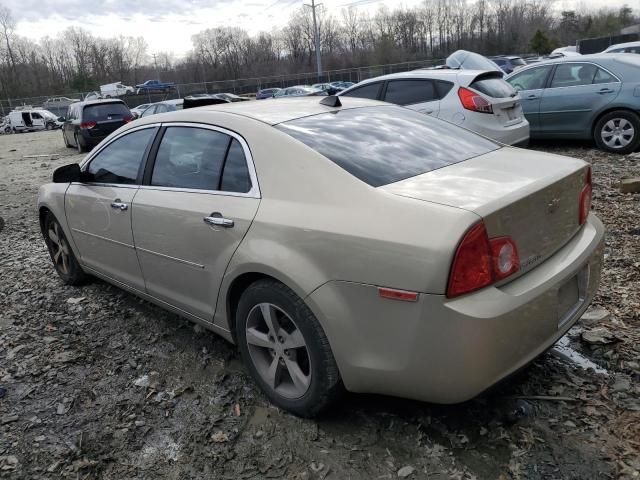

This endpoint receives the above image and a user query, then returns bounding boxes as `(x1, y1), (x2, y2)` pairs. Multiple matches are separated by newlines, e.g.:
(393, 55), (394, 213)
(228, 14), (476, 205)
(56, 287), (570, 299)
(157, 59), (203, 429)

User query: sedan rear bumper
(306, 214), (604, 403)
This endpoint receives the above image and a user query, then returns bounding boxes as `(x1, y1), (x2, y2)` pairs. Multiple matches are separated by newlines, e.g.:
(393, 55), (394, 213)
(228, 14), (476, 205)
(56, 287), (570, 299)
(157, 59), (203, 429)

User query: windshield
(276, 106), (499, 187)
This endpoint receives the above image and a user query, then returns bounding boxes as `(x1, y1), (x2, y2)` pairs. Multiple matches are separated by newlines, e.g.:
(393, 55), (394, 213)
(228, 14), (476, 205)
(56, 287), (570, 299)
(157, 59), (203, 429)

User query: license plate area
(557, 267), (588, 328)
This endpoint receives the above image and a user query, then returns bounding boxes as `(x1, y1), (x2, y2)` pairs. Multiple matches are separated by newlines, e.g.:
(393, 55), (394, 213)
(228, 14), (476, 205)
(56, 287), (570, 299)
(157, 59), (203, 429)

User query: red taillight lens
(447, 222), (494, 298)
(579, 167), (592, 225)
(457, 87), (493, 114)
(80, 121), (96, 129)
(124, 115), (133, 123)
(447, 222), (520, 298)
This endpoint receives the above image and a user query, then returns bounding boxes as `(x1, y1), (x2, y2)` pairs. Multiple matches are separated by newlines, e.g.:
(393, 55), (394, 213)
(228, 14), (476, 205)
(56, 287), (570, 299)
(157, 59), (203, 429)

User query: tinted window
(221, 139), (251, 193)
(87, 128), (155, 184)
(470, 76), (516, 98)
(435, 80), (454, 98)
(83, 103), (130, 121)
(550, 63), (597, 88)
(628, 47), (640, 53)
(151, 127), (230, 190)
(493, 59), (506, 65)
(384, 80), (437, 105)
(277, 106), (498, 187)
(341, 82), (382, 100)
(507, 65), (553, 90)
(593, 68), (618, 84)
(510, 58), (526, 66)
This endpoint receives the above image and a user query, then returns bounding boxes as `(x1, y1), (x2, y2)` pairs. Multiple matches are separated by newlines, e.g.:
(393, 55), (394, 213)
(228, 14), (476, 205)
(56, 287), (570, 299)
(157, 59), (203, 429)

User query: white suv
(339, 65), (530, 146)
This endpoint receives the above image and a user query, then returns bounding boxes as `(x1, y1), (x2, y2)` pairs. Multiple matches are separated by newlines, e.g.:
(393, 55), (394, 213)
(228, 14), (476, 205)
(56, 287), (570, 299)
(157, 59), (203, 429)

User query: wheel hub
(245, 302), (312, 399)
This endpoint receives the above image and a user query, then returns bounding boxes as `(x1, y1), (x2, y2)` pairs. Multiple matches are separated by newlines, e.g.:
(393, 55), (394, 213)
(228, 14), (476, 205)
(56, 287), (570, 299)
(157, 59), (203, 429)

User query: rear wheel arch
(39, 206), (52, 237)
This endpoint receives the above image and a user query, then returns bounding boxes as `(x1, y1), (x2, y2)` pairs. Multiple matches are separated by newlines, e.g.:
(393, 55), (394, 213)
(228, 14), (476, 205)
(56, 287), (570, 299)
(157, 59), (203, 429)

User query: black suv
(62, 99), (133, 153)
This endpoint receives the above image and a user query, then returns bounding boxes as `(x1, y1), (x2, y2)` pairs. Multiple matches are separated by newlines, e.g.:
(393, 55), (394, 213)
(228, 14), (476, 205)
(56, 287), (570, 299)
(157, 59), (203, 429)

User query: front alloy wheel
(43, 213), (87, 285)
(236, 279), (343, 417)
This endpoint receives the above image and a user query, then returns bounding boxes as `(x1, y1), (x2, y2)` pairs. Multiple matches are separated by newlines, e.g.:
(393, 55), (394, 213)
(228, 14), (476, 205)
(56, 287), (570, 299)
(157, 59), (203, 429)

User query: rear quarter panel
(209, 118), (479, 332)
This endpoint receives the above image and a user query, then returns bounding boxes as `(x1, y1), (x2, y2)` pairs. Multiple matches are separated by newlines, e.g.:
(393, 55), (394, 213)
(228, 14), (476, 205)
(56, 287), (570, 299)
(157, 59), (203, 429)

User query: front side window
(141, 105), (156, 117)
(277, 106), (498, 187)
(549, 63), (598, 88)
(87, 128), (156, 184)
(507, 65), (553, 91)
(340, 82), (382, 100)
(384, 80), (437, 105)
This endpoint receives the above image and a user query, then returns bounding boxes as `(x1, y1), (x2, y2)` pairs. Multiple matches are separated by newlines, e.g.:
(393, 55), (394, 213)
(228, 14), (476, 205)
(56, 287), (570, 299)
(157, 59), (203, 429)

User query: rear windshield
(83, 103), (130, 121)
(276, 106), (498, 187)
(470, 77), (516, 98)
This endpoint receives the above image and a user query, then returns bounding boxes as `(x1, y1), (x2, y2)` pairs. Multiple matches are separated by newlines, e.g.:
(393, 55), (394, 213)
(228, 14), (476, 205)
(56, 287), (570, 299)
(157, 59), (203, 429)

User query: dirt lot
(0, 130), (638, 480)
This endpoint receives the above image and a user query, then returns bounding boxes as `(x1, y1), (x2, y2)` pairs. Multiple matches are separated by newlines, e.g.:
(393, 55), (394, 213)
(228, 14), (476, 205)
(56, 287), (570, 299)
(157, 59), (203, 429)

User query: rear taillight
(447, 221), (520, 298)
(124, 115), (133, 123)
(579, 166), (592, 225)
(80, 121), (96, 129)
(457, 87), (493, 114)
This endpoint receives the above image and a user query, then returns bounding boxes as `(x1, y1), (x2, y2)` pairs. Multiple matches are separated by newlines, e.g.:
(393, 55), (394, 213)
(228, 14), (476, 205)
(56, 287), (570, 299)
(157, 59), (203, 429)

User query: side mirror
(58, 117), (65, 122)
(53, 163), (82, 183)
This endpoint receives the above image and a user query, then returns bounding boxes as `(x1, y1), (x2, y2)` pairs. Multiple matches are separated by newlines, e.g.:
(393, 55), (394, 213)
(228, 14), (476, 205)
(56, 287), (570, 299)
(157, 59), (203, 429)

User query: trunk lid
(381, 147), (590, 277)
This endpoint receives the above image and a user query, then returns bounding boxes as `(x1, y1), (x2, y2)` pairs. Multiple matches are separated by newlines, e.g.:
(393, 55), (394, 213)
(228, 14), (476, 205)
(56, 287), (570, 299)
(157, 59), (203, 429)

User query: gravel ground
(0, 130), (638, 479)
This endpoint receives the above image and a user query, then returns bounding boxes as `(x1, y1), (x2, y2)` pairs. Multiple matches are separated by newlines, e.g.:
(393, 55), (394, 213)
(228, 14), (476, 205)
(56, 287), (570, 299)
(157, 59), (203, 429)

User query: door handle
(526, 94), (538, 100)
(597, 88), (614, 94)
(110, 200), (128, 211)
(204, 214), (234, 228)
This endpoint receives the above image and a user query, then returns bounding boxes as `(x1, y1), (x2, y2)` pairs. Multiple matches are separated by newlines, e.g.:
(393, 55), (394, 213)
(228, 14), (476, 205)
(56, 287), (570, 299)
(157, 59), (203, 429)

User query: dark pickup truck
(135, 80), (176, 94)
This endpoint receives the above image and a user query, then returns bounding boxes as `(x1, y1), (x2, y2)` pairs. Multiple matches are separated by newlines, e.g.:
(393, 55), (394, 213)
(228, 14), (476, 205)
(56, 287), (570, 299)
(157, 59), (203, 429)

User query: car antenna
(320, 96), (341, 107)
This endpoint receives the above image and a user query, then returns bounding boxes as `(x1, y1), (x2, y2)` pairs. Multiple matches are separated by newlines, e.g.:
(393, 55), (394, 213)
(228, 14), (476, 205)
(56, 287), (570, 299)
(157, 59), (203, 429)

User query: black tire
(236, 279), (343, 417)
(43, 212), (88, 286)
(46, 122), (53, 130)
(594, 110), (640, 154)
(63, 131), (72, 148)
(75, 134), (86, 153)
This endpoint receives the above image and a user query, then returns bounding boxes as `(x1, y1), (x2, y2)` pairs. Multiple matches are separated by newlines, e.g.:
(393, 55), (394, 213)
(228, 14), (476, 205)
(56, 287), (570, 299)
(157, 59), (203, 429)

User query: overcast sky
(6, 0), (616, 56)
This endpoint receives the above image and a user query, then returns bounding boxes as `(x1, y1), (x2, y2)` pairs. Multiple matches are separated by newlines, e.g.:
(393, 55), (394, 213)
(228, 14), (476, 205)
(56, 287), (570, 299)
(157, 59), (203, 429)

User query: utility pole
(304, 0), (322, 81)
(152, 53), (159, 79)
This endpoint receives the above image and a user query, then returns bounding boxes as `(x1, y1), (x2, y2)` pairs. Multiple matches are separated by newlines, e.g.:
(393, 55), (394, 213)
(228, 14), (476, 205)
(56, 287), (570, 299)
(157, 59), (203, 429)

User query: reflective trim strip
(136, 247), (205, 269)
(71, 228), (134, 249)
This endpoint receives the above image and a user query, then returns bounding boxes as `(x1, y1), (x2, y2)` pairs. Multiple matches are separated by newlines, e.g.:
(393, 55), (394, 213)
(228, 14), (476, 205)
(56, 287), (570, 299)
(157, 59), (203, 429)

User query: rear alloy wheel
(594, 110), (640, 154)
(46, 122), (53, 130)
(75, 134), (86, 153)
(236, 280), (342, 417)
(43, 213), (88, 285)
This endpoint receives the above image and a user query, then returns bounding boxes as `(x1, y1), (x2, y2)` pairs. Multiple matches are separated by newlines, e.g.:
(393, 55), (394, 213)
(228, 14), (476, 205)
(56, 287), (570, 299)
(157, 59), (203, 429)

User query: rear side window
(151, 127), (252, 193)
(470, 76), (516, 98)
(220, 139), (251, 193)
(83, 103), (130, 121)
(341, 82), (382, 100)
(435, 81), (454, 98)
(87, 128), (156, 184)
(593, 68), (618, 84)
(550, 63), (598, 88)
(384, 80), (437, 105)
(152, 127), (230, 190)
(276, 106), (498, 187)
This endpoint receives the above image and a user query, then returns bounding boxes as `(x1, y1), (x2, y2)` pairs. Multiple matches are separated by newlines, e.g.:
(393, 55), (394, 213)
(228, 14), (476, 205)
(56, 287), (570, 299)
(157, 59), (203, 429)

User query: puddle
(551, 336), (609, 375)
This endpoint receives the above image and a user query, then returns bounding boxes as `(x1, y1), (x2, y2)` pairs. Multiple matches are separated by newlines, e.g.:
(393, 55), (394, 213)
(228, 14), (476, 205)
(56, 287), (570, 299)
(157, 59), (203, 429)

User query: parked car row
(256, 81), (355, 99)
(338, 50), (640, 153)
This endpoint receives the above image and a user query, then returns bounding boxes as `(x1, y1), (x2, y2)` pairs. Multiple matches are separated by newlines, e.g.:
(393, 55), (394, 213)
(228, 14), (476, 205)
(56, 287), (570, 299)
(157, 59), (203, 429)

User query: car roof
(71, 98), (126, 107)
(604, 41), (640, 50)
(133, 96), (388, 126)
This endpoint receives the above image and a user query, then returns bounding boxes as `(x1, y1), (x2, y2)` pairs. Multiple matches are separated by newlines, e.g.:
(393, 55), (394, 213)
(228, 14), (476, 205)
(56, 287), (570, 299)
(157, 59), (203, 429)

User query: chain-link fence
(0, 57), (447, 116)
